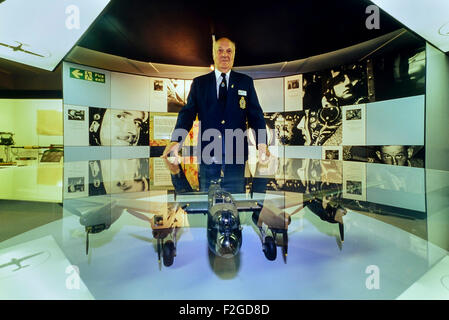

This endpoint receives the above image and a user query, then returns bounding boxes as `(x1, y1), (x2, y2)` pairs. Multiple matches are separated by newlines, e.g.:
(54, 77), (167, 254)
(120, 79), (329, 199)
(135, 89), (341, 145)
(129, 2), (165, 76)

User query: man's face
(100, 110), (147, 146)
(332, 72), (354, 101)
(108, 159), (149, 193)
(377, 146), (409, 166)
(297, 115), (311, 145)
(274, 117), (293, 145)
(213, 39), (235, 73)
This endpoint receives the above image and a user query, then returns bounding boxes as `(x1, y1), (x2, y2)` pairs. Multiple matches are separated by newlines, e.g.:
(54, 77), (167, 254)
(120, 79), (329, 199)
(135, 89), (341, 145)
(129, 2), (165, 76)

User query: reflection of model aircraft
(0, 41), (47, 57)
(251, 211), (289, 262)
(63, 200), (121, 255)
(0, 252), (45, 272)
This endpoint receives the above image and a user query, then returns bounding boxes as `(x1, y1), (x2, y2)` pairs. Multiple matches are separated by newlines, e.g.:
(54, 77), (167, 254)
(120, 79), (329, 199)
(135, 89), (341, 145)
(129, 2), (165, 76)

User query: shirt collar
(214, 68), (231, 81)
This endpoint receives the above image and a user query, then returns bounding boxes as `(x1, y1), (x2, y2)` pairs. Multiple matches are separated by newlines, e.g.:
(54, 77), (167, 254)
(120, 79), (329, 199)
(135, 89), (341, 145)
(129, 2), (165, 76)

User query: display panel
(149, 78), (187, 113)
(0, 0), (110, 71)
(284, 75), (303, 111)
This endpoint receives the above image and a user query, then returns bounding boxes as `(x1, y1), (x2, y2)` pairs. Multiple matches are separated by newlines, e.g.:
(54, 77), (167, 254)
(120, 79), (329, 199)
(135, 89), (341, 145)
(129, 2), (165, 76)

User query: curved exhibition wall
(62, 29), (429, 224)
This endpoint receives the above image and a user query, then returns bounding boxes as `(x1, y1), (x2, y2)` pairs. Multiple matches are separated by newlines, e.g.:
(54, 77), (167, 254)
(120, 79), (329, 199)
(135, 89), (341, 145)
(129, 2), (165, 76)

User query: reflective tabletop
(1, 158), (448, 300)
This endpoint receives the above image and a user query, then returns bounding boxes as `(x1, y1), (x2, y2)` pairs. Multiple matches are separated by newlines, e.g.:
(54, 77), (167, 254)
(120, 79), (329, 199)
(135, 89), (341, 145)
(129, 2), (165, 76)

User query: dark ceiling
(78, 0), (404, 67)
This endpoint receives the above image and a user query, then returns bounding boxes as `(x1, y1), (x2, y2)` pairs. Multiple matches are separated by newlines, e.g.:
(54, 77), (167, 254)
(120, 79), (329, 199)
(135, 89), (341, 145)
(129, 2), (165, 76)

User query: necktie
(219, 73), (227, 103)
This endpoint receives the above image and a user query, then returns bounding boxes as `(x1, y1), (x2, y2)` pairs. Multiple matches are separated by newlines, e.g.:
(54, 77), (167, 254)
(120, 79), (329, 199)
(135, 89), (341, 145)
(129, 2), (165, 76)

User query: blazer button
(221, 120), (225, 124)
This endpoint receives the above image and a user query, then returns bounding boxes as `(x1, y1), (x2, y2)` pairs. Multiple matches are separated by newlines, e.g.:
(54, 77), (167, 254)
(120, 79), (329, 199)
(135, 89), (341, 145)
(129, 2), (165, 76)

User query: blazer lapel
(225, 70), (237, 109)
(207, 71), (217, 107)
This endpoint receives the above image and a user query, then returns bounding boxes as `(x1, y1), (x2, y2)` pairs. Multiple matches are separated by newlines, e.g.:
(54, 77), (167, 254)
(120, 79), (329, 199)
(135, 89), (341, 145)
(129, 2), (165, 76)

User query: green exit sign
(70, 67), (105, 83)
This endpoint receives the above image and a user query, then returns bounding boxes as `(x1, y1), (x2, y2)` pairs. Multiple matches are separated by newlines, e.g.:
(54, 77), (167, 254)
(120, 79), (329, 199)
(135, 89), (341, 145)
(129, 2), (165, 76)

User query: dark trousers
(199, 163), (245, 193)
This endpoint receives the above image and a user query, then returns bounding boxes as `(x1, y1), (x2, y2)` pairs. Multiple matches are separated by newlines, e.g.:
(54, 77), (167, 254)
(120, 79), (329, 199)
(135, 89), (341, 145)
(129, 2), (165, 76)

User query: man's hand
(161, 155), (181, 175)
(161, 142), (181, 174)
(257, 143), (270, 165)
(161, 141), (180, 159)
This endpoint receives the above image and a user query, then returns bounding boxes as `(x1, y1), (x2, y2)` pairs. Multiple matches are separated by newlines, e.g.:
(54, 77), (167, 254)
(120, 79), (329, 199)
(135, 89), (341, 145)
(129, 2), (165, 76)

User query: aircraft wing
(20, 48), (45, 57)
(0, 261), (14, 268)
(17, 251), (45, 262)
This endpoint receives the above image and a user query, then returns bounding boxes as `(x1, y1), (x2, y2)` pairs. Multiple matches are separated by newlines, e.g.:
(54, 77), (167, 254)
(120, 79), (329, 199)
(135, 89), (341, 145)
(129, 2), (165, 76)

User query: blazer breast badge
(239, 96), (246, 109)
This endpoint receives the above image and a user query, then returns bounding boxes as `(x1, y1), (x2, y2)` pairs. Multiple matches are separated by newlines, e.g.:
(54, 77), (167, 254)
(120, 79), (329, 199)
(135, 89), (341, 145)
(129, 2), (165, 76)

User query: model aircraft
(173, 181), (263, 259)
(0, 252), (45, 272)
(127, 204), (184, 269)
(127, 181), (262, 264)
(0, 41), (47, 57)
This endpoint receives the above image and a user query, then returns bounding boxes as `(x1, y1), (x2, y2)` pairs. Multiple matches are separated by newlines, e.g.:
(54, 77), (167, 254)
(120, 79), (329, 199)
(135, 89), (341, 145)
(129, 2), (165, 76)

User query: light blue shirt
(214, 69), (231, 99)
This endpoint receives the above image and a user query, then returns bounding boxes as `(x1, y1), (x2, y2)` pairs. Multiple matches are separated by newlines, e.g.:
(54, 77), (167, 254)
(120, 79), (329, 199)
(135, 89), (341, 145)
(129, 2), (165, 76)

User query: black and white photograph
(68, 109), (85, 121)
(288, 79), (299, 90)
(302, 108), (342, 146)
(67, 177), (85, 193)
(154, 79), (164, 91)
(89, 107), (149, 146)
(325, 149), (340, 160)
(343, 145), (425, 168)
(346, 108), (362, 121)
(89, 158), (150, 196)
(372, 45), (426, 101)
(264, 111), (306, 146)
(167, 79), (186, 113)
(284, 74), (303, 111)
(64, 105), (89, 146)
(346, 180), (362, 195)
(374, 145), (425, 168)
(301, 63), (368, 146)
(343, 146), (377, 163)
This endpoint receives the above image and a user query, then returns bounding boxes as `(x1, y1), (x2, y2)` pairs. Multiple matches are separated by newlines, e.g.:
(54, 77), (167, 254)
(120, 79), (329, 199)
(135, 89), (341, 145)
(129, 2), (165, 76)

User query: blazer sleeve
(246, 79), (267, 147)
(170, 164), (194, 193)
(171, 79), (198, 143)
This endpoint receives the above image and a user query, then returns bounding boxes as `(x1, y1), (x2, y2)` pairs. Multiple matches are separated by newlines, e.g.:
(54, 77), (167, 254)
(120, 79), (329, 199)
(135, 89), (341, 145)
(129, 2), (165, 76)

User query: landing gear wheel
(263, 236), (277, 261)
(162, 240), (176, 267)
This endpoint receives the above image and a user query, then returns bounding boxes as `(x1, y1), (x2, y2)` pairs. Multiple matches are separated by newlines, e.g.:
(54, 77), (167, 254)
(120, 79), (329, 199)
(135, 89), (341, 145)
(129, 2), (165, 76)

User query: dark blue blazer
(171, 70), (266, 163)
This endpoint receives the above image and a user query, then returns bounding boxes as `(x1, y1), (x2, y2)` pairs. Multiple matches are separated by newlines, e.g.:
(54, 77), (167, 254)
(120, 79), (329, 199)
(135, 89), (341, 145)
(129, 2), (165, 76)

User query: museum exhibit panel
(0, 0), (449, 301)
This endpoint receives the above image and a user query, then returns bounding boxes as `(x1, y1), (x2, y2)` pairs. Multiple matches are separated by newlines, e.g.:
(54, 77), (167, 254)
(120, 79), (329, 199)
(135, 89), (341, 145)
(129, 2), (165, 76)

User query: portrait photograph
(154, 80), (164, 91)
(89, 107), (149, 146)
(88, 158), (150, 196)
(343, 145), (424, 168)
(301, 63), (368, 146)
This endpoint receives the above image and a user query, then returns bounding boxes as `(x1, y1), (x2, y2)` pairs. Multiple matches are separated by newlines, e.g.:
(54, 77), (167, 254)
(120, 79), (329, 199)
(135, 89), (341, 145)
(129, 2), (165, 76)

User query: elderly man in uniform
(161, 37), (269, 192)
